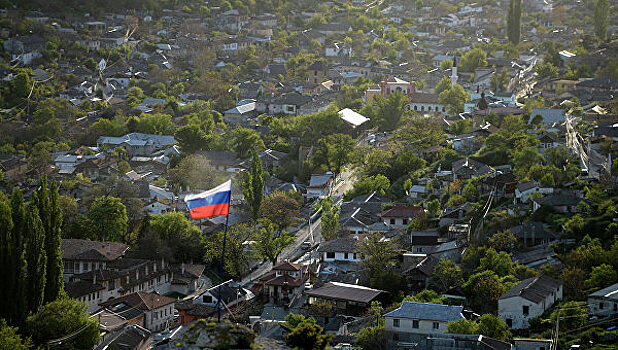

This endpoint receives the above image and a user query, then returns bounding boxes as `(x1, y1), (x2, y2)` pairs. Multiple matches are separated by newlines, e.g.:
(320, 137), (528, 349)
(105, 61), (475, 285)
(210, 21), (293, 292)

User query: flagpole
(217, 213), (230, 323)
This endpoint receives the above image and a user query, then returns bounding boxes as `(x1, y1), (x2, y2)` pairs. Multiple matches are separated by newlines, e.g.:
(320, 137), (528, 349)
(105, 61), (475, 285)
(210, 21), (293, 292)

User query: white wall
(385, 316), (448, 335)
(499, 286), (561, 330)
(322, 251), (361, 263)
(588, 297), (618, 317)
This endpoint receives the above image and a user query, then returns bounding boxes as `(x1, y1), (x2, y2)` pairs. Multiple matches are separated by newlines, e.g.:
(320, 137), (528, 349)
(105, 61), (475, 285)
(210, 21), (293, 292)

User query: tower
(451, 56), (458, 87)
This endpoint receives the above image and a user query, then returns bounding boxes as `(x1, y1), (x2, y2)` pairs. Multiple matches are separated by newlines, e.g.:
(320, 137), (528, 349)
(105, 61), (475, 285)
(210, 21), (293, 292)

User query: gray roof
(589, 282), (618, 300)
(384, 301), (464, 322)
(500, 275), (562, 303)
(305, 282), (384, 303)
(532, 192), (582, 207)
(517, 181), (540, 192)
(309, 172), (333, 187)
(97, 133), (176, 148)
(529, 108), (565, 125)
(318, 238), (358, 253)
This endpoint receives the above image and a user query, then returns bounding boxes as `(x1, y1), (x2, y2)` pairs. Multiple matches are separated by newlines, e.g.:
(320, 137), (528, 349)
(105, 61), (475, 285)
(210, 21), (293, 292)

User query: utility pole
(553, 307), (560, 350)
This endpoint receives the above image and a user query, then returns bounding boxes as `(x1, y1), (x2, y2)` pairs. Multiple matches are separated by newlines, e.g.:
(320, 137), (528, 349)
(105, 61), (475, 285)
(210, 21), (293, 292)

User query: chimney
(136, 269), (139, 280)
(181, 263), (185, 275)
(106, 243), (111, 256)
(93, 270), (96, 285)
(153, 263), (157, 273)
(451, 56), (458, 87)
(145, 264), (148, 275)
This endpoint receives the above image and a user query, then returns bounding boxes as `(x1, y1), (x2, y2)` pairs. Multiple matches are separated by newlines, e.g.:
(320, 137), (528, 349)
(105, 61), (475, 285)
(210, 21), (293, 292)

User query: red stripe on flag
(189, 203), (230, 219)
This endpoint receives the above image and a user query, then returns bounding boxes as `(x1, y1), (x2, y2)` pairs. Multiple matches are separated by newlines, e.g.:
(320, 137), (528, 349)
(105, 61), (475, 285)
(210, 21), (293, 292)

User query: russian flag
(184, 180), (232, 219)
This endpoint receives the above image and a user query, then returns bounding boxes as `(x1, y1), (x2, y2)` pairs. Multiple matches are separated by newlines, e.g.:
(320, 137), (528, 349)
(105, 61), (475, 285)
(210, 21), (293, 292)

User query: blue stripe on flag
(185, 191), (231, 210)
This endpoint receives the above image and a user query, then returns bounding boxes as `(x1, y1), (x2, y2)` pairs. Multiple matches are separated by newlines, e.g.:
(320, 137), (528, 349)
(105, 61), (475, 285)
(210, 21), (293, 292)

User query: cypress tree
(0, 198), (14, 321)
(44, 178), (63, 303)
(25, 197), (46, 315)
(9, 189), (27, 325)
(594, 0), (609, 41)
(242, 151), (264, 221)
(507, 0), (521, 44)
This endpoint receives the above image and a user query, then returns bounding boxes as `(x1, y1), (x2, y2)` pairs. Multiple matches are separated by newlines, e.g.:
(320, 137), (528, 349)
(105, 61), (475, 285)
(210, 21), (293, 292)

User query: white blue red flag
(184, 180), (232, 219)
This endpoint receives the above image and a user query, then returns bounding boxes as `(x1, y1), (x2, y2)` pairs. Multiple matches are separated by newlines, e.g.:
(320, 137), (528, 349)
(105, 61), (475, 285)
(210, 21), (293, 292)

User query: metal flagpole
(217, 213), (230, 322)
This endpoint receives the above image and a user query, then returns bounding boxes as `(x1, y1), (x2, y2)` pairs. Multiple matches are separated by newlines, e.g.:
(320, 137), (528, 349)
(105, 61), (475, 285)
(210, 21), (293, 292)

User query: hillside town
(0, 0), (617, 349)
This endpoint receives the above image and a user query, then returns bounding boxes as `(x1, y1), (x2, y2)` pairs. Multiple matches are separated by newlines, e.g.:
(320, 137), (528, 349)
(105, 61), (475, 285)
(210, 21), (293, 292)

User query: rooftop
(384, 301), (464, 322)
(305, 282), (384, 303)
(500, 275), (562, 303)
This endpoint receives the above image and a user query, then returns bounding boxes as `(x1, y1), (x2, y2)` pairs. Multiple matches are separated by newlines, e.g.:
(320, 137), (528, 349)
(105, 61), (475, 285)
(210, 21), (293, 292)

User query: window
(442, 107), (446, 112)
(344, 253), (349, 259)
(153, 311), (158, 320)
(402, 218), (408, 225)
(390, 219), (395, 224)
(203, 295), (213, 304)
(393, 318), (400, 327)
(506, 318), (512, 328)
(326, 252), (335, 259)
(433, 322), (439, 330)
(599, 302), (604, 310)
(523, 305), (529, 316)
(421, 106), (424, 111)
(414, 105), (417, 111)
(428, 106), (432, 111)
(393, 333), (399, 340)
(412, 320), (419, 328)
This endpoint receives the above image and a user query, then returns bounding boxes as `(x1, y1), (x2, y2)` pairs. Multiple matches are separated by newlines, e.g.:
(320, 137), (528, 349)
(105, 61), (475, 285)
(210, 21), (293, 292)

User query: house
(531, 191), (583, 213)
(381, 205), (424, 229)
(515, 181), (554, 203)
(318, 238), (360, 263)
(338, 191), (390, 235)
(410, 230), (439, 254)
(426, 334), (514, 350)
(197, 151), (243, 172)
(499, 275), (563, 329)
(365, 77), (415, 103)
(259, 261), (308, 305)
(575, 78), (618, 92)
(452, 158), (494, 181)
(307, 61), (329, 84)
(587, 282), (618, 318)
(101, 291), (176, 332)
(297, 29), (326, 51)
(537, 132), (563, 152)
(97, 133), (177, 156)
(515, 246), (560, 269)
(407, 93), (447, 115)
(73, 156), (120, 180)
(314, 23), (352, 35)
(256, 92), (313, 116)
(3, 34), (45, 64)
(96, 324), (151, 350)
(509, 222), (557, 248)
(384, 301), (465, 346)
(194, 280), (251, 310)
(325, 42), (353, 58)
(529, 108), (566, 127)
(62, 239), (129, 281)
(409, 185), (428, 200)
(258, 149), (287, 172)
(305, 282), (386, 316)
(513, 338), (553, 350)
(439, 203), (473, 227)
(338, 108), (369, 129)
(404, 255), (440, 291)
(223, 100), (258, 125)
(175, 302), (216, 326)
(306, 172), (334, 199)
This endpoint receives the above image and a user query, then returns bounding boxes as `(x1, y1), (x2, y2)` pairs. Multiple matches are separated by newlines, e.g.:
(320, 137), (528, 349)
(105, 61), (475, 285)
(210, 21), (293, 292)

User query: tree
(253, 220), (295, 265)
(355, 325), (387, 350)
(491, 68), (510, 92)
(427, 199), (441, 217)
(8, 189), (27, 325)
(284, 322), (332, 350)
(320, 196), (340, 241)
(404, 289), (446, 304)
(463, 270), (504, 314)
(25, 202), (46, 315)
(488, 230), (517, 253)
(0, 319), (31, 350)
(447, 319), (479, 334)
(285, 313), (316, 330)
(225, 126), (266, 159)
(459, 48), (488, 72)
(560, 267), (586, 299)
(477, 248), (516, 276)
(168, 154), (220, 192)
(135, 113), (175, 135)
(441, 59), (453, 70)
(0, 198), (14, 321)
(360, 233), (401, 289)
(258, 192), (300, 230)
(594, 0), (610, 41)
(536, 62), (559, 79)
(44, 178), (63, 303)
(477, 314), (513, 342)
(242, 151), (265, 221)
(203, 224), (252, 279)
(146, 212), (204, 262)
(507, 0), (521, 44)
(25, 298), (99, 350)
(313, 134), (355, 173)
(552, 301), (587, 331)
(84, 196), (128, 242)
(430, 258), (463, 292)
(585, 263), (617, 291)
(435, 76), (453, 95)
(438, 84), (470, 114)
(127, 86), (145, 106)
(512, 147), (543, 176)
(365, 91), (407, 131)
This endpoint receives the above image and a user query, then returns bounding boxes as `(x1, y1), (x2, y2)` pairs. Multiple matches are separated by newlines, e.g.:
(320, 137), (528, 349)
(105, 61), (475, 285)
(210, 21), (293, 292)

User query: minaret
(451, 56), (458, 87)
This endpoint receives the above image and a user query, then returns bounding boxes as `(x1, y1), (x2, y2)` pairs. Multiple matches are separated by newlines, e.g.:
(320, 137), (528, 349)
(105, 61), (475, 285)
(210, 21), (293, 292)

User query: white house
(101, 291), (176, 332)
(195, 280), (252, 309)
(409, 185), (427, 200)
(499, 275), (563, 330)
(515, 181), (554, 203)
(318, 238), (360, 263)
(384, 301), (465, 345)
(588, 282), (618, 318)
(306, 172), (334, 199)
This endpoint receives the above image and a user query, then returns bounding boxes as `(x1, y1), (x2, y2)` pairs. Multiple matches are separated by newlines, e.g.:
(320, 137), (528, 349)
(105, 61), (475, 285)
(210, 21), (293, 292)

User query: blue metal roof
(384, 301), (464, 322)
